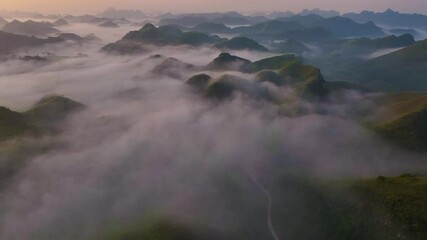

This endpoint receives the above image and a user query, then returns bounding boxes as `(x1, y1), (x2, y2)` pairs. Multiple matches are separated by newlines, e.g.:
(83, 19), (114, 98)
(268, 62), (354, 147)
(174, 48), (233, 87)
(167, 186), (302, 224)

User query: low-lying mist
(0, 23), (425, 240)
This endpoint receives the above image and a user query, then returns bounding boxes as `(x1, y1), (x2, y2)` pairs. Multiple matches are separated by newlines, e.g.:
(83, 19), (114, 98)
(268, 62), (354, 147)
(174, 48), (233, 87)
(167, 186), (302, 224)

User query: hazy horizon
(1, 0), (427, 15)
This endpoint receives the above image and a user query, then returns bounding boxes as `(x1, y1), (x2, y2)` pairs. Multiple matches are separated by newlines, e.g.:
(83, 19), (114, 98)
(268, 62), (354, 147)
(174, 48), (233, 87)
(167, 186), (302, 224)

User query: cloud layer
(0, 24), (426, 240)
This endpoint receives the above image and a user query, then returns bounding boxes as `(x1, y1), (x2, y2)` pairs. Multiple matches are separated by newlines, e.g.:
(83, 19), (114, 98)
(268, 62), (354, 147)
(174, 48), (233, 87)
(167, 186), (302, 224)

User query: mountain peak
(141, 23), (156, 31)
(385, 8), (397, 14)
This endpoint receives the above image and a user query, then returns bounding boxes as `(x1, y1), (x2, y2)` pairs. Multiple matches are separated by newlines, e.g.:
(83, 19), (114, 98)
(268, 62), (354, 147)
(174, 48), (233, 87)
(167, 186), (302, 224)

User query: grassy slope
(366, 93), (427, 151)
(371, 93), (427, 122)
(0, 107), (41, 142)
(279, 60), (328, 97)
(0, 107), (45, 189)
(215, 37), (269, 52)
(269, 174), (427, 240)
(351, 175), (427, 240)
(356, 39), (427, 91)
(249, 54), (297, 72)
(24, 95), (85, 126)
(375, 106), (427, 151)
(1, 95), (83, 143)
(266, 175), (397, 240)
(98, 219), (200, 240)
(92, 174), (427, 240)
(0, 95), (84, 188)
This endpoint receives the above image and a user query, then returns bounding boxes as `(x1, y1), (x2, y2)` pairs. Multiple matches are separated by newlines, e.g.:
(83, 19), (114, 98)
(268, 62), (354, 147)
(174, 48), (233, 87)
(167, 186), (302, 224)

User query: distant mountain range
(0, 31), (64, 54)
(103, 23), (276, 53)
(344, 9), (427, 29)
(98, 7), (146, 19)
(299, 8), (340, 18)
(158, 12), (268, 27)
(2, 20), (59, 37)
(190, 15), (385, 42)
(310, 16), (383, 38)
(62, 15), (111, 24)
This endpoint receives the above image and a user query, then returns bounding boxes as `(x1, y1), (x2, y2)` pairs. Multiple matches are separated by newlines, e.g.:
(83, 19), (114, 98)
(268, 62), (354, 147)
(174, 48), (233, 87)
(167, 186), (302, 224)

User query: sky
(0, 0), (427, 15)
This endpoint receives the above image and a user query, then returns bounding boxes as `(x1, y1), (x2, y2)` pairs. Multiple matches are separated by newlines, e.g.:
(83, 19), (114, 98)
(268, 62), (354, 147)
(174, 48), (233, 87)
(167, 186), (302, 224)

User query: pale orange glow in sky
(1, 0), (426, 15)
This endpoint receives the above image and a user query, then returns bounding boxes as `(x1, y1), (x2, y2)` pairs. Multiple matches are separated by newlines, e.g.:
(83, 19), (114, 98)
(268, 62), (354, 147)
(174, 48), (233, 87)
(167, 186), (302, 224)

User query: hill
(278, 60), (328, 98)
(357, 92), (427, 151)
(278, 27), (332, 43)
(151, 57), (197, 78)
(323, 34), (416, 62)
(96, 218), (220, 240)
(276, 14), (325, 26)
(102, 24), (223, 53)
(231, 20), (303, 35)
(2, 20), (60, 37)
(192, 23), (230, 33)
(206, 52), (252, 71)
(53, 19), (70, 27)
(249, 54), (297, 72)
(186, 73), (276, 101)
(200, 53), (329, 100)
(271, 38), (311, 54)
(345, 34), (415, 50)
(311, 16), (384, 38)
(351, 175), (427, 239)
(375, 106), (427, 151)
(24, 95), (86, 127)
(91, 172), (427, 240)
(0, 31), (64, 55)
(354, 39), (427, 91)
(101, 41), (149, 55)
(0, 95), (84, 141)
(0, 107), (41, 142)
(98, 20), (119, 28)
(57, 33), (83, 41)
(121, 23), (220, 46)
(389, 28), (419, 37)
(214, 37), (268, 52)
(186, 74), (212, 90)
(275, 15), (384, 38)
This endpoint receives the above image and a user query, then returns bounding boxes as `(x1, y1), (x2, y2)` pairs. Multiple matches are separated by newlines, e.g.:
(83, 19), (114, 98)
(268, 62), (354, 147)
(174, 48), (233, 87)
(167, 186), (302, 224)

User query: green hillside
(92, 174), (427, 240)
(97, 218), (217, 240)
(355, 39), (427, 91)
(375, 106), (427, 151)
(351, 175), (427, 240)
(249, 54), (297, 72)
(279, 60), (328, 97)
(206, 52), (251, 71)
(271, 38), (312, 54)
(0, 107), (41, 142)
(215, 37), (268, 52)
(24, 95), (85, 126)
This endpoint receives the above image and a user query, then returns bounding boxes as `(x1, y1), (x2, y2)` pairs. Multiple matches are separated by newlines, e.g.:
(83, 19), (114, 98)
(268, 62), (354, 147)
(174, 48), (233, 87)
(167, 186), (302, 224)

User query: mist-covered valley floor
(1, 16), (427, 240)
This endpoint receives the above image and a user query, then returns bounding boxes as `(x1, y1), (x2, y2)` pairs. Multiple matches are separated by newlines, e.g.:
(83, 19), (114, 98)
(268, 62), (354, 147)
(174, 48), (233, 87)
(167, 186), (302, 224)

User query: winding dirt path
(249, 175), (281, 240)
